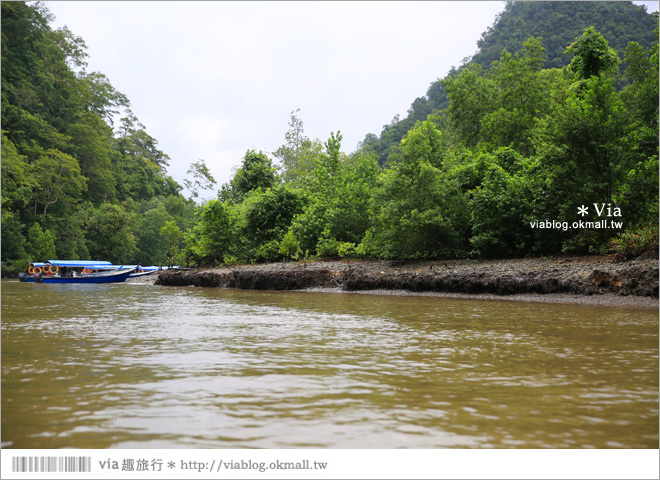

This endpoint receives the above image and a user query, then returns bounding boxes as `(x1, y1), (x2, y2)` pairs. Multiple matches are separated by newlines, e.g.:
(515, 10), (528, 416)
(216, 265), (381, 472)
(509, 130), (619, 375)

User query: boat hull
(21, 269), (135, 284)
(129, 270), (158, 278)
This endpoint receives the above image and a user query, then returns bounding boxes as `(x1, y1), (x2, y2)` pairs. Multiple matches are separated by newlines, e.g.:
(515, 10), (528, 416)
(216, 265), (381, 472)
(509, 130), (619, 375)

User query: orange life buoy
(28, 266), (35, 274)
(82, 268), (90, 274)
(33, 267), (42, 274)
(50, 265), (59, 274)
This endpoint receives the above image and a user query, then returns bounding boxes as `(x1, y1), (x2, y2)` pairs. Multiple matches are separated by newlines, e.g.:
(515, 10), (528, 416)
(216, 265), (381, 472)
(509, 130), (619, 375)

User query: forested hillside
(361, 1), (658, 166)
(2, 1), (658, 275)
(1, 2), (198, 273)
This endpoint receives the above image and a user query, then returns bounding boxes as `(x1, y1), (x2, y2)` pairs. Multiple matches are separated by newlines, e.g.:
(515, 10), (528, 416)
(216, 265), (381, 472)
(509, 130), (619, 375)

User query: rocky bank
(154, 255), (658, 306)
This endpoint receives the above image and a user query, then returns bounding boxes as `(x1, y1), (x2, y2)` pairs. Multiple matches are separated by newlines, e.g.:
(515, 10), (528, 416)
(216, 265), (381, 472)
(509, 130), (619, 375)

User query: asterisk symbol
(577, 205), (589, 216)
(168, 462), (176, 469)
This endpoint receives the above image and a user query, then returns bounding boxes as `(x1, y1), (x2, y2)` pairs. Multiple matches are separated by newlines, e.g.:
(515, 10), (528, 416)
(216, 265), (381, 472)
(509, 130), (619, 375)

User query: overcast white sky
(42, 1), (659, 200)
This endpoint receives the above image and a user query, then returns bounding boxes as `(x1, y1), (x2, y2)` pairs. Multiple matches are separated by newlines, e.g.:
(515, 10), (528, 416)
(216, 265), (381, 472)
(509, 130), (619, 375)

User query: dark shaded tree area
(1, 2), (195, 273)
(362, 1), (658, 167)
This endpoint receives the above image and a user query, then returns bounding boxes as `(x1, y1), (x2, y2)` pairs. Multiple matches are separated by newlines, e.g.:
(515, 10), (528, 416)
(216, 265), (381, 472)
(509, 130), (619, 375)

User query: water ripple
(2, 281), (658, 448)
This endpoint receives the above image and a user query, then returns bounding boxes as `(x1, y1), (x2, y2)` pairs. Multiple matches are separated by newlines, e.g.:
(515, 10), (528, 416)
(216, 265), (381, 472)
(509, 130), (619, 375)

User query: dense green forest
(1, 1), (198, 274)
(2, 1), (658, 274)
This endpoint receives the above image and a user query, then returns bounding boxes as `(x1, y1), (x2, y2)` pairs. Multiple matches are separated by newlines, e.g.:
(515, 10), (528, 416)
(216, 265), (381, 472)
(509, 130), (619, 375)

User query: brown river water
(1, 279), (658, 448)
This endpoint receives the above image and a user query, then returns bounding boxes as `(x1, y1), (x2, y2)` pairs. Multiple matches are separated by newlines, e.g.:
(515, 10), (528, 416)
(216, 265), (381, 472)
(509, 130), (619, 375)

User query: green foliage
(284, 132), (379, 258)
(337, 242), (357, 262)
(481, 38), (549, 155)
(1, 2), (187, 273)
(443, 38), (554, 155)
(326, 149), (379, 244)
(287, 202), (326, 256)
(608, 223), (659, 259)
(160, 220), (183, 267)
(1, 133), (36, 212)
(474, 1), (656, 70)
(51, 213), (90, 261)
(562, 229), (611, 256)
(618, 21), (659, 226)
(565, 26), (620, 80)
(621, 22), (659, 129)
(442, 63), (492, 148)
(370, 120), (468, 259)
(534, 73), (631, 217)
(278, 230), (301, 261)
(274, 109), (319, 184)
(25, 223), (56, 262)
(32, 148), (87, 217)
(316, 228), (342, 257)
(469, 149), (537, 257)
(135, 205), (172, 265)
(361, 1), (657, 165)
(234, 186), (304, 262)
(183, 159), (216, 200)
(219, 150), (277, 204)
(66, 112), (117, 204)
(190, 199), (234, 265)
(84, 203), (136, 264)
(0, 207), (28, 274)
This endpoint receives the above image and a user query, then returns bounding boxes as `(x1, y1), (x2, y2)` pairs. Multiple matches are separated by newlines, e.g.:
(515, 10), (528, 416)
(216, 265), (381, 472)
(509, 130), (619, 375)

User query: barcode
(12, 456), (92, 473)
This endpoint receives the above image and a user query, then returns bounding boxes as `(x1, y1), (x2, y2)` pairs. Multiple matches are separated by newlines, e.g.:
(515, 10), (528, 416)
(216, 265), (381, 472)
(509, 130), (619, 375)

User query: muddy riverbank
(154, 255), (658, 307)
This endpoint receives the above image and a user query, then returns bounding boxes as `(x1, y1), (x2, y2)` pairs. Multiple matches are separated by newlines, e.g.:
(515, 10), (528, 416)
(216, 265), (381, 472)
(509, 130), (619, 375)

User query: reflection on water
(1, 280), (658, 448)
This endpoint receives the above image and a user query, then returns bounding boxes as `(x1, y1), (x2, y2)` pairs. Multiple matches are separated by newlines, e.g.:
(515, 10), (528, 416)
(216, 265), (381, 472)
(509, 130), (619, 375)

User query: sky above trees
(42, 1), (508, 196)
(42, 1), (659, 199)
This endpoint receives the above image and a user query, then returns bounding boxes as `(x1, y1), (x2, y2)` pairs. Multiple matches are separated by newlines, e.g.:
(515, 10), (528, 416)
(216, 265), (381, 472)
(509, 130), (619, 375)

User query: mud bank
(155, 255), (658, 304)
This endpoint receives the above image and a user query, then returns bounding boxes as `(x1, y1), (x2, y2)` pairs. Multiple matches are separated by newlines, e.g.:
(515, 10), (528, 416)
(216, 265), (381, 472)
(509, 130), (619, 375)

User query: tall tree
(160, 219), (182, 267)
(32, 148), (87, 217)
(84, 203), (136, 264)
(237, 186), (304, 262)
(369, 120), (467, 258)
(183, 158), (217, 201)
(66, 111), (117, 203)
(565, 26), (620, 80)
(616, 18), (659, 224)
(274, 109), (311, 183)
(25, 223), (56, 262)
(218, 150), (277, 204)
(187, 199), (235, 265)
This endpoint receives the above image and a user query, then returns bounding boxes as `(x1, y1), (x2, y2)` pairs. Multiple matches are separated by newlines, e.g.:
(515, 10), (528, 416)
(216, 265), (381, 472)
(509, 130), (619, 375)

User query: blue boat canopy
(32, 260), (112, 267)
(106, 265), (176, 271)
(30, 260), (175, 270)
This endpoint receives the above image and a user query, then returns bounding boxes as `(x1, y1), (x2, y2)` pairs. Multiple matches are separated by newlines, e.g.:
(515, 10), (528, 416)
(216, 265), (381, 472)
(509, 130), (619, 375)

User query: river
(1, 280), (658, 448)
